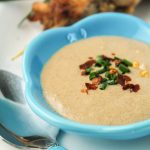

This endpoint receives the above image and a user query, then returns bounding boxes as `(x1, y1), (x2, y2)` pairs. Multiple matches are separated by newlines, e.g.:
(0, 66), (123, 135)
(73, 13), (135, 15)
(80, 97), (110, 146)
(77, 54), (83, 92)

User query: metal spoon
(1, 123), (66, 150)
(0, 123), (57, 149)
(0, 70), (66, 150)
(0, 70), (25, 104)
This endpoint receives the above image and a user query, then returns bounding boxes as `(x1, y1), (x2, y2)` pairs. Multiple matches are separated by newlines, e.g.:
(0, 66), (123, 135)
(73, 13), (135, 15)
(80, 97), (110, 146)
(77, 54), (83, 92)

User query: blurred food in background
(27, 0), (141, 30)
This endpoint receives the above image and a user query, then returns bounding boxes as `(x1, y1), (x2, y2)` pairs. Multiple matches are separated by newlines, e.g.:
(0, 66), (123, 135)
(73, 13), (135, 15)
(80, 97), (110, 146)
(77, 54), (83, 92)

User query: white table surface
(0, 0), (150, 150)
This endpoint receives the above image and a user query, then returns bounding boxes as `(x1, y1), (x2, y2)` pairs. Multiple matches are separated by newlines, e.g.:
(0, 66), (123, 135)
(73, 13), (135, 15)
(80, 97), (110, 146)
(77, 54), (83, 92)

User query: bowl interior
(23, 13), (150, 137)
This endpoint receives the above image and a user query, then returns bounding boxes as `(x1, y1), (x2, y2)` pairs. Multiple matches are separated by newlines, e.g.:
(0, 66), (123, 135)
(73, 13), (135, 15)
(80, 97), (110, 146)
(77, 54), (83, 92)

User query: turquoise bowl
(23, 13), (150, 140)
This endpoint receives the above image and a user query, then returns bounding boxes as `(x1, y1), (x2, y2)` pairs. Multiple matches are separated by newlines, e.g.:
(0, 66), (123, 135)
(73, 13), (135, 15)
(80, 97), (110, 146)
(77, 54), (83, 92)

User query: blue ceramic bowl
(23, 13), (150, 140)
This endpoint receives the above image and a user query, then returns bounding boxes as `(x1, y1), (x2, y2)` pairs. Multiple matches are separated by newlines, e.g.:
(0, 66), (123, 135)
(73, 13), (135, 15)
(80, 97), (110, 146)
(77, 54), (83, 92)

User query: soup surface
(41, 36), (150, 125)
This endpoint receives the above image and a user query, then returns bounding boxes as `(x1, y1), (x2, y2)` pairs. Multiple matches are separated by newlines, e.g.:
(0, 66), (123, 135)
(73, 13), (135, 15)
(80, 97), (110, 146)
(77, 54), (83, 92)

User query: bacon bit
(112, 52), (116, 56)
(114, 59), (121, 66)
(132, 84), (140, 92)
(122, 84), (140, 92)
(117, 74), (131, 86)
(92, 76), (102, 85)
(88, 57), (93, 59)
(122, 84), (132, 90)
(118, 74), (139, 92)
(81, 70), (87, 76)
(85, 83), (97, 90)
(101, 55), (114, 61)
(81, 88), (88, 94)
(79, 60), (96, 70)
(123, 75), (131, 82)
(117, 74), (125, 86)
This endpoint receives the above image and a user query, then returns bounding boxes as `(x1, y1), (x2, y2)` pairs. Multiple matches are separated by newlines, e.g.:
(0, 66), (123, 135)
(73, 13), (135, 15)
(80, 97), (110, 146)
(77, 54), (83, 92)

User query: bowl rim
(23, 12), (150, 135)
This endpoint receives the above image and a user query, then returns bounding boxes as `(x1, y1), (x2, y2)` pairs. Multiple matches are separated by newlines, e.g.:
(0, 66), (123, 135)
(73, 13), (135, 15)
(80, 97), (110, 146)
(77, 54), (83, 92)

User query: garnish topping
(133, 61), (140, 68)
(92, 76), (103, 85)
(79, 59), (96, 70)
(79, 54), (147, 94)
(118, 64), (130, 74)
(140, 70), (149, 77)
(85, 83), (98, 90)
(122, 84), (140, 92)
(81, 88), (88, 94)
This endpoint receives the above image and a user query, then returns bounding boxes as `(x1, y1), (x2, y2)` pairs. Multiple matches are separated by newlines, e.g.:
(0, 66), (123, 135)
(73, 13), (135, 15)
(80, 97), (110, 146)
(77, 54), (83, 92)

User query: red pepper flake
(85, 83), (98, 90)
(79, 59), (96, 70)
(92, 76), (102, 85)
(122, 84), (140, 92)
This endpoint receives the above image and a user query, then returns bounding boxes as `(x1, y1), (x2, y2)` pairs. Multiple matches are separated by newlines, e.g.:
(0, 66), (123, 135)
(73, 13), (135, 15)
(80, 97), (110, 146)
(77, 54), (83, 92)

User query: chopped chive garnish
(96, 56), (111, 66)
(107, 80), (117, 85)
(105, 60), (111, 66)
(118, 69), (123, 75)
(105, 71), (111, 79)
(111, 74), (117, 80)
(100, 82), (108, 90)
(105, 72), (117, 80)
(95, 56), (102, 66)
(119, 64), (130, 74)
(95, 63), (101, 67)
(96, 66), (108, 74)
(102, 78), (108, 83)
(86, 67), (93, 74)
(122, 59), (133, 67)
(96, 55), (102, 59)
(89, 72), (97, 80)
(100, 60), (111, 66)
(114, 56), (121, 60)
(95, 60), (102, 66)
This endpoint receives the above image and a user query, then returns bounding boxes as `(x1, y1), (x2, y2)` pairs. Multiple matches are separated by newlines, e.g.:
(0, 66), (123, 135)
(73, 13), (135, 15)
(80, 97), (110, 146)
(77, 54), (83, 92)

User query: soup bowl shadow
(23, 12), (150, 140)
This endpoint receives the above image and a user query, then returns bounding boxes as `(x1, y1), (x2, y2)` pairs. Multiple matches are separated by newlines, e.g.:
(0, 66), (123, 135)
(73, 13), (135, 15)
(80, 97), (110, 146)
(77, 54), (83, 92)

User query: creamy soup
(41, 36), (150, 125)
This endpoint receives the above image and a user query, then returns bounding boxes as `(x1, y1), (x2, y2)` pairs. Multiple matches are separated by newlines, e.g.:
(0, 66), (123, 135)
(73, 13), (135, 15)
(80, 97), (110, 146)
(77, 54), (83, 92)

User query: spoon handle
(49, 146), (67, 150)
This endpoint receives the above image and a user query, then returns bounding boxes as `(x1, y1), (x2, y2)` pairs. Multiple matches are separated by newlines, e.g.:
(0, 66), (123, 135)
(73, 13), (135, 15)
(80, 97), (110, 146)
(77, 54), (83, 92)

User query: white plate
(0, 1), (150, 150)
